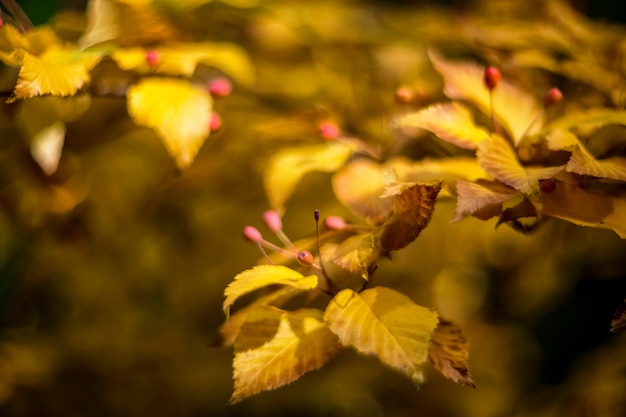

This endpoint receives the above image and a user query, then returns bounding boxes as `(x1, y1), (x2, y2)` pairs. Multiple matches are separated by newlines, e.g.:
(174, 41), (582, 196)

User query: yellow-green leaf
(394, 102), (491, 149)
(127, 78), (212, 168)
(223, 265), (318, 317)
(11, 47), (102, 100)
(264, 141), (355, 213)
(429, 51), (541, 144)
(332, 159), (393, 225)
(323, 232), (377, 279)
(478, 134), (563, 194)
(324, 287), (438, 385)
(547, 129), (626, 181)
(452, 179), (519, 222)
(231, 307), (341, 403)
(379, 182), (441, 251)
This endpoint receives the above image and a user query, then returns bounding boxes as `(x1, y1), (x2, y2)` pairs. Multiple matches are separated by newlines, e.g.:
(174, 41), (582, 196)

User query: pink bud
(262, 210), (283, 232)
(243, 226), (263, 242)
(544, 87), (563, 107)
(324, 216), (348, 231)
(318, 122), (340, 140)
(394, 86), (415, 104)
(484, 67), (500, 91)
(208, 77), (232, 98)
(209, 112), (222, 132)
(145, 50), (161, 67)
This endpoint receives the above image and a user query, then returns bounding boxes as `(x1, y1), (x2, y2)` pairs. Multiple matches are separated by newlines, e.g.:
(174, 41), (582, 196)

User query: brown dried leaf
(611, 299), (626, 334)
(428, 319), (475, 388)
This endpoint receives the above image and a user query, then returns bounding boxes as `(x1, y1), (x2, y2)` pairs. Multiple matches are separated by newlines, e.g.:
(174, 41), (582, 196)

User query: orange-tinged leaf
(231, 307), (341, 403)
(478, 134), (563, 194)
(223, 265), (318, 317)
(324, 287), (438, 385)
(547, 129), (626, 181)
(323, 232), (377, 279)
(429, 51), (541, 144)
(394, 102), (491, 149)
(539, 180), (626, 238)
(428, 319), (475, 388)
(332, 159), (393, 225)
(379, 182), (441, 251)
(452, 179), (519, 222)
(264, 141), (355, 213)
(11, 48), (102, 100)
(127, 78), (212, 168)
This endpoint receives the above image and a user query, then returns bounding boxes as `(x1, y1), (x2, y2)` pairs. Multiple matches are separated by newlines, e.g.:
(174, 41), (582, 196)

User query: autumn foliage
(0, 0), (625, 416)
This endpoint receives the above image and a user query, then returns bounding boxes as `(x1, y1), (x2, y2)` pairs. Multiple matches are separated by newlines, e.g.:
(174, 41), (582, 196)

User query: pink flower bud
(243, 226), (263, 242)
(262, 210), (283, 232)
(208, 77), (232, 98)
(394, 86), (415, 104)
(544, 87), (563, 107)
(145, 50), (161, 67)
(210, 112), (222, 132)
(484, 67), (500, 91)
(324, 215), (348, 231)
(318, 122), (340, 140)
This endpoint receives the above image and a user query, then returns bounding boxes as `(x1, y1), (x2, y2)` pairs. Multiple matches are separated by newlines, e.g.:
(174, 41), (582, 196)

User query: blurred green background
(1, 1), (625, 416)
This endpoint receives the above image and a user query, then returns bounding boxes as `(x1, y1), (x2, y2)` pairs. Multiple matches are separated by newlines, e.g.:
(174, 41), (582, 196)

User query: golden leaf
(11, 47), (102, 100)
(394, 102), (491, 149)
(453, 179), (519, 222)
(379, 182), (441, 251)
(127, 78), (212, 168)
(428, 319), (475, 388)
(324, 287), (438, 385)
(332, 159), (393, 225)
(323, 232), (377, 279)
(264, 141), (355, 213)
(230, 307), (341, 403)
(478, 134), (563, 194)
(223, 265), (318, 318)
(429, 51), (541, 144)
(0, 24), (60, 67)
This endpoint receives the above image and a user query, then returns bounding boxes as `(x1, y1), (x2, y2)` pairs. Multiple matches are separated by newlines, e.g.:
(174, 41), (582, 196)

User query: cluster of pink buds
(243, 210), (317, 267)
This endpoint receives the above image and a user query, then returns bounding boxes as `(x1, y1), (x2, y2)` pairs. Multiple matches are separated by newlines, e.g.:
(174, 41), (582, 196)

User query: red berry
(262, 210), (282, 232)
(209, 112), (222, 132)
(544, 87), (563, 107)
(539, 179), (556, 193)
(0, 17), (4, 28)
(324, 215), (348, 231)
(243, 226), (263, 242)
(145, 50), (161, 67)
(207, 77), (232, 98)
(394, 86), (415, 104)
(318, 122), (340, 140)
(297, 250), (314, 266)
(484, 67), (501, 91)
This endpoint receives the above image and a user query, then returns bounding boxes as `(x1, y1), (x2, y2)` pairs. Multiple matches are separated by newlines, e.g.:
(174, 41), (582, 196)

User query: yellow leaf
(127, 78), (212, 168)
(323, 232), (377, 279)
(429, 51), (541, 144)
(452, 179), (519, 222)
(332, 159), (393, 225)
(11, 47), (102, 100)
(111, 42), (254, 83)
(30, 121), (66, 176)
(264, 141), (355, 213)
(428, 319), (475, 388)
(223, 265), (318, 317)
(0, 25), (60, 66)
(546, 109), (626, 132)
(154, 0), (215, 11)
(478, 134), (563, 194)
(379, 182), (441, 251)
(547, 129), (626, 181)
(539, 179), (626, 238)
(231, 307), (341, 403)
(393, 102), (491, 149)
(324, 287), (438, 385)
